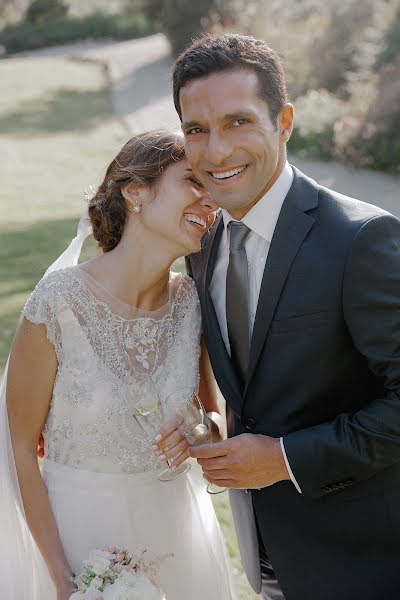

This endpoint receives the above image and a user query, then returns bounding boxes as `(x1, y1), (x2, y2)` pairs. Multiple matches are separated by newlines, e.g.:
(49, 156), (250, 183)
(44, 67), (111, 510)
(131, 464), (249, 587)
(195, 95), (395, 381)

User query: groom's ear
(280, 103), (294, 142)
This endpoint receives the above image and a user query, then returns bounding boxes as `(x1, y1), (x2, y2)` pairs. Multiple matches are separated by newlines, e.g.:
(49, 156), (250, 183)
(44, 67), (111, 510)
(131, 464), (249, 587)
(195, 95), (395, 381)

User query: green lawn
(0, 54), (259, 599)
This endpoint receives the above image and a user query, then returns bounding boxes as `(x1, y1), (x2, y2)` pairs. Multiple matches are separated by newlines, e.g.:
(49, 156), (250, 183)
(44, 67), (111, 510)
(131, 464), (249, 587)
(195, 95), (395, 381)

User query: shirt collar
(221, 161), (294, 242)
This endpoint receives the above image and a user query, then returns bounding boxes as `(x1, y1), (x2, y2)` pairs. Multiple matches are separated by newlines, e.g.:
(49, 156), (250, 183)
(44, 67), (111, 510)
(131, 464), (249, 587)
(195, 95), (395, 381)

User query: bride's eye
(188, 177), (203, 188)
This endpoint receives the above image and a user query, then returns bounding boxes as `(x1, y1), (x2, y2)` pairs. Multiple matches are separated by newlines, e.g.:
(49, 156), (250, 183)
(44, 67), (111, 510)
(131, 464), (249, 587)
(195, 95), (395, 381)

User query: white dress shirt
(209, 161), (302, 493)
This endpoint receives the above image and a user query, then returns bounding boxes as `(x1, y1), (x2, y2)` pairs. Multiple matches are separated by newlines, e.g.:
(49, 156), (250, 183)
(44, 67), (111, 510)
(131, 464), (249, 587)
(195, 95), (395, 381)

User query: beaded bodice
(23, 267), (201, 474)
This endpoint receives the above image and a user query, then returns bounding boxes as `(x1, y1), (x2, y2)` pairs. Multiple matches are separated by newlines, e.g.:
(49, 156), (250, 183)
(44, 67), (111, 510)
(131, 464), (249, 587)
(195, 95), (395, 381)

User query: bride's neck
(85, 234), (175, 311)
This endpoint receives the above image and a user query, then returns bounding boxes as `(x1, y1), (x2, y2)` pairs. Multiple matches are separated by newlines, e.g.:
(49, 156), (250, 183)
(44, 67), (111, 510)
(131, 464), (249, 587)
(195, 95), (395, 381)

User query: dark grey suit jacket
(186, 166), (400, 600)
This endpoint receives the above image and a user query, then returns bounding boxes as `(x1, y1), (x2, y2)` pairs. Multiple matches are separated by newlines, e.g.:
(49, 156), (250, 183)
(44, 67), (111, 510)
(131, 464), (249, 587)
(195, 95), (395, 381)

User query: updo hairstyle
(88, 130), (185, 252)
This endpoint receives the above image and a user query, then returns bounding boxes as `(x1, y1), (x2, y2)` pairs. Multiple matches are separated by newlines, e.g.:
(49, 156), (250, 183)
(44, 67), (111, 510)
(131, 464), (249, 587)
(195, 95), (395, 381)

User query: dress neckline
(67, 266), (184, 322)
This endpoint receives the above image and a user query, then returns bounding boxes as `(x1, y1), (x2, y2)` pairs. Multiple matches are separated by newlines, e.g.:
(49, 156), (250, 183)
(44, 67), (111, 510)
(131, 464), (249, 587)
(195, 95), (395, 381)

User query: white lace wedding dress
(20, 266), (235, 599)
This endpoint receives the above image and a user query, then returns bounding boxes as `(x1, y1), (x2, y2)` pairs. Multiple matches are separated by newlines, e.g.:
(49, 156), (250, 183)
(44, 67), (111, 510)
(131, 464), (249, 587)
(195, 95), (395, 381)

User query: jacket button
(245, 417), (256, 430)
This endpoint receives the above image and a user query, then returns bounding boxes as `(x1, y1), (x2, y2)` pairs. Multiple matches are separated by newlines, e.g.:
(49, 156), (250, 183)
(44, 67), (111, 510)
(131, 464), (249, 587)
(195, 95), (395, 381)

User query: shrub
(342, 58), (400, 173)
(0, 10), (154, 54)
(143, 0), (215, 56)
(25, 0), (68, 24)
(378, 2), (400, 66)
(288, 89), (346, 160)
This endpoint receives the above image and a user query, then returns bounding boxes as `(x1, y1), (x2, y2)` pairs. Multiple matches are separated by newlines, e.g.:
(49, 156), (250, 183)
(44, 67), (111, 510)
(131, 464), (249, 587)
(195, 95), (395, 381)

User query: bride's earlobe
(129, 199), (142, 214)
(122, 184), (142, 214)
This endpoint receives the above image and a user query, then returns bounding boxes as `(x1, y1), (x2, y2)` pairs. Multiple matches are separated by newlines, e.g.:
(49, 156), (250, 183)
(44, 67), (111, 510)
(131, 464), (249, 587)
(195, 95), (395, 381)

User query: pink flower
(112, 563), (124, 574)
(115, 553), (125, 563)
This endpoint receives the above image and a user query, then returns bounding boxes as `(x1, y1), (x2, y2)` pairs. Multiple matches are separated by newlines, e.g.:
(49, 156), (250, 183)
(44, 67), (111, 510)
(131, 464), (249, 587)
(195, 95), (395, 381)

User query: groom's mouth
(207, 165), (248, 183)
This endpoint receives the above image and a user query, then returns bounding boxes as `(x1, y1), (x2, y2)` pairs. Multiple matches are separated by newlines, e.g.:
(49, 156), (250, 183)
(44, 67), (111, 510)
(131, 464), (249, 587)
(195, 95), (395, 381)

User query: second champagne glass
(163, 387), (227, 495)
(133, 377), (191, 481)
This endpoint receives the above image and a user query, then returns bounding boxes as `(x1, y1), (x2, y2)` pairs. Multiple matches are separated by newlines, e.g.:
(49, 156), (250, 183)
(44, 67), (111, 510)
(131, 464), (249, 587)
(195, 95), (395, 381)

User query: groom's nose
(206, 131), (233, 166)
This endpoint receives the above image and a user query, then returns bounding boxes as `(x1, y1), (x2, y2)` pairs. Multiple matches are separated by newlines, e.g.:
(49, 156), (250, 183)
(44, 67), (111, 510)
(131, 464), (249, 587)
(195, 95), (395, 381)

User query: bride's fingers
(160, 438), (189, 461)
(169, 447), (190, 470)
(156, 420), (178, 441)
(153, 428), (185, 452)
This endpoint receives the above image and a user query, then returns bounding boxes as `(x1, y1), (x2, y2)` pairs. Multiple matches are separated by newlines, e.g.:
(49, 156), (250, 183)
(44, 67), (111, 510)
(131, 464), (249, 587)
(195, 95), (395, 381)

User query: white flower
(84, 588), (104, 600)
(102, 571), (164, 600)
(74, 574), (89, 592)
(85, 556), (111, 577)
(88, 576), (104, 590)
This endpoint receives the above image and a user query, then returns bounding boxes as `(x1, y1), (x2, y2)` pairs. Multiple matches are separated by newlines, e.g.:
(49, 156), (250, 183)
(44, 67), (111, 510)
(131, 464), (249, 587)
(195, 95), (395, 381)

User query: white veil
(0, 212), (92, 598)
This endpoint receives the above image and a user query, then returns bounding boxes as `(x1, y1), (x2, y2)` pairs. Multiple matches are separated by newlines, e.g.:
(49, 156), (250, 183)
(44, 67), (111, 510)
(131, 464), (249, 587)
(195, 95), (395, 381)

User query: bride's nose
(198, 189), (218, 212)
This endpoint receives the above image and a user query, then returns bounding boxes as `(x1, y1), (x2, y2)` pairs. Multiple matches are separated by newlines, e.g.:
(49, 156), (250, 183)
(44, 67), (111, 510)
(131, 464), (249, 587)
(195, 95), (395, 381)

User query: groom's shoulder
(292, 164), (394, 230)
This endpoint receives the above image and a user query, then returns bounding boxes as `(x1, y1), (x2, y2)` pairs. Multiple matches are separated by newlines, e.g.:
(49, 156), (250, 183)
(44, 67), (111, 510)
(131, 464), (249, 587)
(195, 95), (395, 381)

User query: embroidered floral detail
(23, 268), (201, 474)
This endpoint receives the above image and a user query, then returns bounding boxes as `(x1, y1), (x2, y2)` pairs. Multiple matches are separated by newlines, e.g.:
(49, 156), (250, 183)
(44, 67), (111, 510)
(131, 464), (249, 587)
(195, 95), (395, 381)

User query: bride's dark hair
(88, 130), (186, 252)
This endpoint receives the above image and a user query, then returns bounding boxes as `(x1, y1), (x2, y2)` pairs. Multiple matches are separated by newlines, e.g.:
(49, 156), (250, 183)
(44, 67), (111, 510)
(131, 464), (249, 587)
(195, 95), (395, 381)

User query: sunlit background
(1, 2), (399, 597)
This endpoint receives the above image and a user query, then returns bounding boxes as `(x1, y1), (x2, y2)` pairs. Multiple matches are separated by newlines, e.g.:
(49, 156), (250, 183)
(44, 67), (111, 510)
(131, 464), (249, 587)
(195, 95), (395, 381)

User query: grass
(0, 55), (126, 366)
(0, 53), (259, 599)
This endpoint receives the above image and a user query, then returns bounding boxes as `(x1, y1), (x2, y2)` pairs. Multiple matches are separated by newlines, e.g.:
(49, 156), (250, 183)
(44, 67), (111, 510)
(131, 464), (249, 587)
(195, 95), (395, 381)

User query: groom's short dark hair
(172, 33), (288, 125)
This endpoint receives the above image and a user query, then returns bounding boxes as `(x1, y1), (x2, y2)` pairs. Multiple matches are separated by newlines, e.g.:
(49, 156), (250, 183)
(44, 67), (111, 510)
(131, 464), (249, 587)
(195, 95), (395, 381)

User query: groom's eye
(232, 118), (249, 127)
(187, 127), (203, 135)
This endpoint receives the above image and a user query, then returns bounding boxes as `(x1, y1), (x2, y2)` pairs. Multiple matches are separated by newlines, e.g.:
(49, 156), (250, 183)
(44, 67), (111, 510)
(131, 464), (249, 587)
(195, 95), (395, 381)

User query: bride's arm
(199, 336), (225, 442)
(7, 318), (74, 597)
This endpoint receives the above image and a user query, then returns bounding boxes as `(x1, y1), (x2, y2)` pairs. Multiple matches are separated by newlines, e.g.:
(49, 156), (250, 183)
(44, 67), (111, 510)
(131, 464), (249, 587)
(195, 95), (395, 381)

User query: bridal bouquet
(69, 546), (167, 600)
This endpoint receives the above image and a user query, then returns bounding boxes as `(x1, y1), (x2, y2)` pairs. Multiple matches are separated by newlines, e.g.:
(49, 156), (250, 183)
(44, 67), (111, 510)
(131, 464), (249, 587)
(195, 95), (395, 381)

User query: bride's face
(140, 159), (217, 255)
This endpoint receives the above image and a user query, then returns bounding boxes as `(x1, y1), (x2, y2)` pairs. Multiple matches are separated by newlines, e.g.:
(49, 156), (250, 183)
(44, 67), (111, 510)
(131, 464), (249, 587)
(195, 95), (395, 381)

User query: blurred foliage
(0, 0), (29, 28)
(1, 0), (399, 173)
(140, 0), (246, 55)
(142, 0), (214, 55)
(25, 0), (68, 24)
(0, 0), (126, 27)
(289, 90), (346, 160)
(292, 0), (400, 173)
(378, 1), (400, 65)
(237, 0), (399, 173)
(0, 9), (154, 53)
(337, 57), (400, 172)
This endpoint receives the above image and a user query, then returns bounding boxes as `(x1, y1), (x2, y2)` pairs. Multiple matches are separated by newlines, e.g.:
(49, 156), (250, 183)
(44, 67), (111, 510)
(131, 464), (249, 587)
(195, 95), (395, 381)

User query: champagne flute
(163, 387), (227, 495)
(132, 377), (191, 481)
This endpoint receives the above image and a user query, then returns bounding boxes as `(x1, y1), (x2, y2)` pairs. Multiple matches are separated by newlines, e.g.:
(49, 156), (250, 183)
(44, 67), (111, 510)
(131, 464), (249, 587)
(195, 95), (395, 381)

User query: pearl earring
(131, 199), (141, 214)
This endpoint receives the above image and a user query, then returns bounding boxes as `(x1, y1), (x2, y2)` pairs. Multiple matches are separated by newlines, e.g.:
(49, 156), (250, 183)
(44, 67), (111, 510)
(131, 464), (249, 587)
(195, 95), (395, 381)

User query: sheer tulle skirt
(42, 459), (236, 599)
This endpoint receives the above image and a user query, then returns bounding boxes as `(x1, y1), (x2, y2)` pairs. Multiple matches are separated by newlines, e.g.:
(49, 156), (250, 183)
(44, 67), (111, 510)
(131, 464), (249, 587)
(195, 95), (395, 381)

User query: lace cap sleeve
(22, 270), (65, 352)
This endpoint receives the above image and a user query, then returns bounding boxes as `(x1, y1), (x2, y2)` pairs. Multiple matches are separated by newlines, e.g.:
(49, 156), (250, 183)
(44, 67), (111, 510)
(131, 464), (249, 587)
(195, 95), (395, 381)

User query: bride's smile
(122, 158), (217, 257)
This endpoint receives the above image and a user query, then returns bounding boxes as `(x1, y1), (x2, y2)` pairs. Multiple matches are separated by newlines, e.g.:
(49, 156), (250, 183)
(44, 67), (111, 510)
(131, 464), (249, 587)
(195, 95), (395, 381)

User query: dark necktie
(226, 222), (251, 382)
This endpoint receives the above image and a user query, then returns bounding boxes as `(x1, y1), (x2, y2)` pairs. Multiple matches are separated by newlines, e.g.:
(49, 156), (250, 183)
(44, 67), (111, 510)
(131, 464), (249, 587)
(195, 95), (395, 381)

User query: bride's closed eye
(188, 176), (203, 188)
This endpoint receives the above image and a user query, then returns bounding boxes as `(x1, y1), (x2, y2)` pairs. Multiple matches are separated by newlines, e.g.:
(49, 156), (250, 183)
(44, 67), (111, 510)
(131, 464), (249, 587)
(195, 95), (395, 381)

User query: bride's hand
(151, 421), (190, 469)
(56, 577), (75, 600)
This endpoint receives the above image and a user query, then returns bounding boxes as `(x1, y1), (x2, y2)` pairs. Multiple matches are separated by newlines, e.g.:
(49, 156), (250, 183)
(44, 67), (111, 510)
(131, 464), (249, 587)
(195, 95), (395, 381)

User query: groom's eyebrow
(181, 120), (202, 131)
(182, 111), (257, 131)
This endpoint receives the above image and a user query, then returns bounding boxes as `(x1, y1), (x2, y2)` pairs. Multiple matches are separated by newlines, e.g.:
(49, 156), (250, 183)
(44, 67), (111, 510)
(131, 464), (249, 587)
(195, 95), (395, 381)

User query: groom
(173, 34), (400, 599)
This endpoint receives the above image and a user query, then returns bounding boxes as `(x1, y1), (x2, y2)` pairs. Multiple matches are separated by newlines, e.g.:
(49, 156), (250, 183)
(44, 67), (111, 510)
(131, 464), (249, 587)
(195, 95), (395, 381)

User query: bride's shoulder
(23, 267), (77, 317)
(171, 271), (198, 298)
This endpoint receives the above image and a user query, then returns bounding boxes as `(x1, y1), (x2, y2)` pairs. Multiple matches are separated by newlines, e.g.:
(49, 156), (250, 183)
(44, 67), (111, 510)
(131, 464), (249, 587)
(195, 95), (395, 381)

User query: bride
(2, 130), (235, 599)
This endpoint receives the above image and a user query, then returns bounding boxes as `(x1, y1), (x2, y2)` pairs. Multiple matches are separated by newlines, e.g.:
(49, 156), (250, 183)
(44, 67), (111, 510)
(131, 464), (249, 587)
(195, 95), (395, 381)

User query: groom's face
(180, 68), (292, 220)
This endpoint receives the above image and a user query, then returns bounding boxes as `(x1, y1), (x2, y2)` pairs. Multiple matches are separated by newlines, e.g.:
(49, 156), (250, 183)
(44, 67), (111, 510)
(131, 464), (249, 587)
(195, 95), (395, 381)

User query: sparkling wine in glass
(133, 377), (191, 481)
(163, 388), (227, 495)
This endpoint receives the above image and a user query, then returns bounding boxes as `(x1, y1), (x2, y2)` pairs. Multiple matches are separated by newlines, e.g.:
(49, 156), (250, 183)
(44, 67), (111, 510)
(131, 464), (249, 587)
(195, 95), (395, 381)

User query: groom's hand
(189, 434), (290, 489)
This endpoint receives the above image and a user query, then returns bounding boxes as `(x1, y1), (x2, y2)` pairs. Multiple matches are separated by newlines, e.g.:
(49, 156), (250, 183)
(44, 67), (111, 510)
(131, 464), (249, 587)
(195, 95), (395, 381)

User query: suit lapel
(201, 216), (243, 416)
(245, 168), (319, 389)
